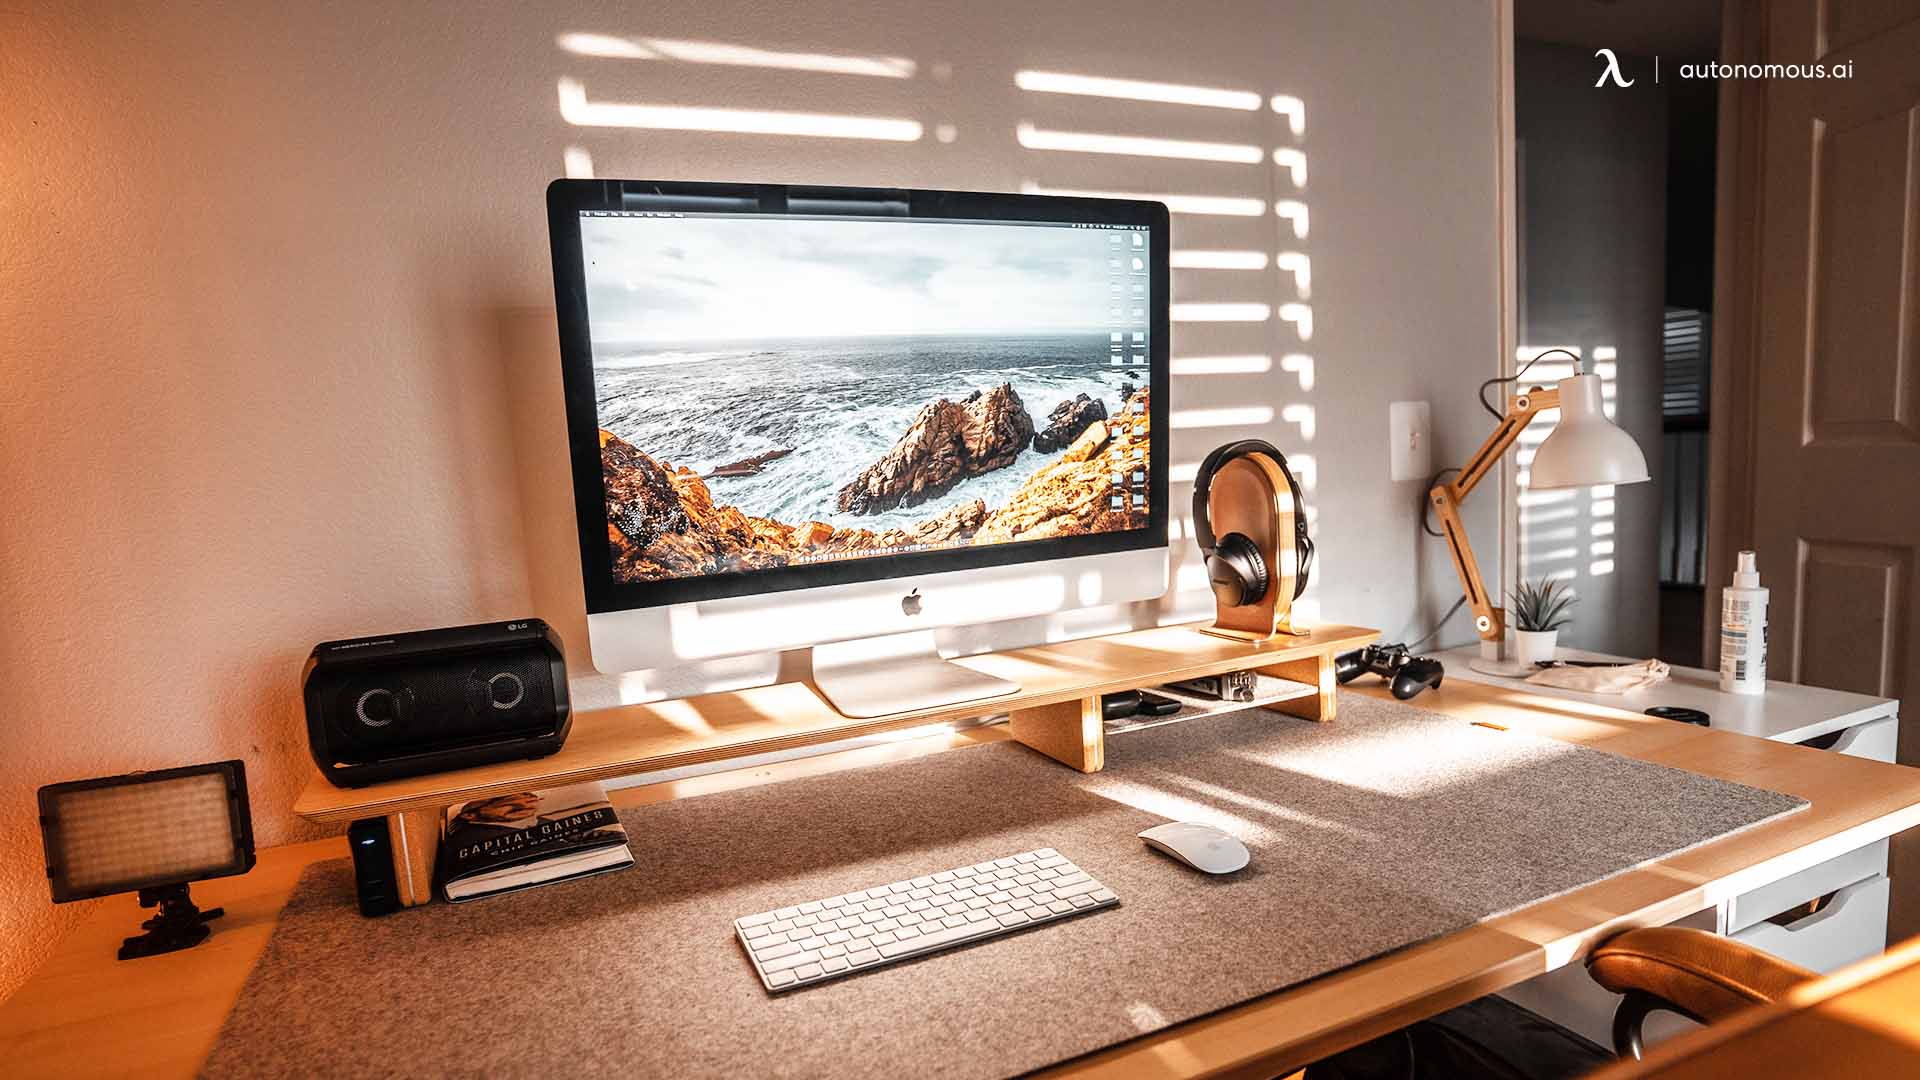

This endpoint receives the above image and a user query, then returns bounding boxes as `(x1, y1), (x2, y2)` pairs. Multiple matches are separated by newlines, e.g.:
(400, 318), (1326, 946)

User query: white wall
(1512, 39), (1667, 656)
(0, 0), (1502, 998)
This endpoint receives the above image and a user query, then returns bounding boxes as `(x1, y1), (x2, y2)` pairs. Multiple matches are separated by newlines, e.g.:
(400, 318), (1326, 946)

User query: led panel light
(40, 760), (254, 904)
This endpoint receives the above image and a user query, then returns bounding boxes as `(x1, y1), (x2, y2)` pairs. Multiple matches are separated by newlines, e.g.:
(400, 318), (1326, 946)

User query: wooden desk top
(6, 679), (1920, 1079)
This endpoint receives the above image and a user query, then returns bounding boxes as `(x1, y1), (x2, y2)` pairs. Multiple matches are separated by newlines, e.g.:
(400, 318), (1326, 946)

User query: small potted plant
(1508, 577), (1575, 664)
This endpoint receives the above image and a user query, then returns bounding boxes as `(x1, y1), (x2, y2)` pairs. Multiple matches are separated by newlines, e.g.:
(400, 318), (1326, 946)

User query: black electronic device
(304, 619), (571, 788)
(347, 818), (402, 917)
(1100, 690), (1144, 721)
(1191, 439), (1314, 607)
(1135, 691), (1183, 717)
(37, 760), (256, 960)
(1645, 705), (1710, 727)
(1335, 643), (1445, 701)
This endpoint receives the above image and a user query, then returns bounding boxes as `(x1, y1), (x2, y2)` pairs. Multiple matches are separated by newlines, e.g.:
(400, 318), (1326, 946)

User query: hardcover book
(437, 781), (633, 902)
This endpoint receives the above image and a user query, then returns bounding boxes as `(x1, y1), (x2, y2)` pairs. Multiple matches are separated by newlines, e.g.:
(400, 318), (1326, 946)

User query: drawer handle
(1764, 879), (1870, 932)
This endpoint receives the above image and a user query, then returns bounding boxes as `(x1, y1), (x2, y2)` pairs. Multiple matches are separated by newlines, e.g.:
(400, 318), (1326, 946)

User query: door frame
(1702, 0), (1768, 667)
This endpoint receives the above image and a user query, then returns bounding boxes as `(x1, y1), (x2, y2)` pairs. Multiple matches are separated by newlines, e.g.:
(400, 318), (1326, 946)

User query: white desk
(1433, 643), (1901, 1048)
(1433, 645), (1899, 747)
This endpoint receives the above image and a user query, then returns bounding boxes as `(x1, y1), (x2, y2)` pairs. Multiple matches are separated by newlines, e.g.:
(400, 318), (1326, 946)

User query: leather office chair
(1586, 925), (1819, 1059)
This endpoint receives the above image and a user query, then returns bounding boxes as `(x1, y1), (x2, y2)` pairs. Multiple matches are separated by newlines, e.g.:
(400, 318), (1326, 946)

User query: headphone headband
(1191, 439), (1293, 553)
(1190, 438), (1315, 602)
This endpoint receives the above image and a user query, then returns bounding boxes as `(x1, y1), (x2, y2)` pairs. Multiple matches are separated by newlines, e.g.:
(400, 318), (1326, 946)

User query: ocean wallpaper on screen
(582, 214), (1153, 584)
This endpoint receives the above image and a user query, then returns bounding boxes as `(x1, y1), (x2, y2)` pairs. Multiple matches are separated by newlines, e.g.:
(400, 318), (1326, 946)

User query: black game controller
(1334, 643), (1445, 701)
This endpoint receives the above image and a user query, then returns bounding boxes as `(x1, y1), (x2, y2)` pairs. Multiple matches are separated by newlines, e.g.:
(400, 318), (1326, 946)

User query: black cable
(1477, 347), (1582, 420)
(1420, 467), (1460, 538)
(1401, 596), (1468, 652)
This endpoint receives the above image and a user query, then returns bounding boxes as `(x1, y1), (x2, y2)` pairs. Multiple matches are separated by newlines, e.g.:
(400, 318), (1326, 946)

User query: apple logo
(901, 588), (922, 616)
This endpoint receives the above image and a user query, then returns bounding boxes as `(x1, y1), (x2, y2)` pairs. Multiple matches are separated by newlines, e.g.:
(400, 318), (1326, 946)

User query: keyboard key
(1048, 900), (1073, 915)
(764, 952), (818, 973)
(740, 913), (776, 928)
(794, 963), (823, 980)
(1053, 880), (1103, 900)
(849, 948), (881, 965)
(743, 924), (770, 940)
(821, 944), (846, 958)
(1070, 895), (1095, 908)
(799, 902), (822, 914)
(1091, 889), (1116, 903)
(823, 896), (846, 909)
(756, 941), (800, 960)
(820, 955), (849, 973)
(769, 970), (796, 987)
(997, 912), (1029, 927)
(879, 918), (994, 958)
(872, 932), (898, 946)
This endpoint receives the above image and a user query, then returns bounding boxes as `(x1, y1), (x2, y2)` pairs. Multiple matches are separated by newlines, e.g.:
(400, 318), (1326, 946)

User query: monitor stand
(812, 630), (1019, 719)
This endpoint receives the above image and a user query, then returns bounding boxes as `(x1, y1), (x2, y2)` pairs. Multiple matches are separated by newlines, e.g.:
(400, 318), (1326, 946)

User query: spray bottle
(1719, 550), (1769, 695)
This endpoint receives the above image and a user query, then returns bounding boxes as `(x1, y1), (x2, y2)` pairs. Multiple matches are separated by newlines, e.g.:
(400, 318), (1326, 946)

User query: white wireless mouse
(1138, 821), (1250, 874)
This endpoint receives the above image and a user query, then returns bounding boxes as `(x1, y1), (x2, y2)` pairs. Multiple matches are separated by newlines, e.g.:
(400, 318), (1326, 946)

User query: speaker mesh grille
(317, 645), (558, 761)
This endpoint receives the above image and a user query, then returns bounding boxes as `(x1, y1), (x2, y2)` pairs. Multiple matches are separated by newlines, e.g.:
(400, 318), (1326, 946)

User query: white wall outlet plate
(1389, 401), (1431, 482)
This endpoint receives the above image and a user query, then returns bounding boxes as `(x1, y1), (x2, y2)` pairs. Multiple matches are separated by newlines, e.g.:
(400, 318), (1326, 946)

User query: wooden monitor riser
(293, 622), (1379, 908)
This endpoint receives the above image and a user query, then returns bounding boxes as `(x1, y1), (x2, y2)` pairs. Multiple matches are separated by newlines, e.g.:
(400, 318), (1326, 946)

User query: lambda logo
(1593, 48), (1636, 88)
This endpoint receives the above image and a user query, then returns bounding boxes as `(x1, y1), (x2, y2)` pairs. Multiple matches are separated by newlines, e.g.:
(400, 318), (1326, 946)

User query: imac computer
(547, 180), (1169, 717)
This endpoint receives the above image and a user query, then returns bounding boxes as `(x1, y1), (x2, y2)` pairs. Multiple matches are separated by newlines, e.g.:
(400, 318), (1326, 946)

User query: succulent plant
(1509, 577), (1575, 633)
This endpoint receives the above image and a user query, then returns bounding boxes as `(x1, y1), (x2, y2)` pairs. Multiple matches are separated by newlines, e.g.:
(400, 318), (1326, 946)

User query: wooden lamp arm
(1428, 387), (1559, 642)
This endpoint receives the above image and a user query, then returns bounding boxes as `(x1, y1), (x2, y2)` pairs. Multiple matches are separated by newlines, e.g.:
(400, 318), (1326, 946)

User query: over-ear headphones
(1191, 439), (1315, 608)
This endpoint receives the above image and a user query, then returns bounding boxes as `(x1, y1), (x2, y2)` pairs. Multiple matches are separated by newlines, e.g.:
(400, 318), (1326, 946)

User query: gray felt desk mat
(204, 693), (1805, 1079)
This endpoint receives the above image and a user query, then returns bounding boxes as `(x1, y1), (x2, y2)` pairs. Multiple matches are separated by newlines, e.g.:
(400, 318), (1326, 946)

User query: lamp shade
(1528, 373), (1649, 489)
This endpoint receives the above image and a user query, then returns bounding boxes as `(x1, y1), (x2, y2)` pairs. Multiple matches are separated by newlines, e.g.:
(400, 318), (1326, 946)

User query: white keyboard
(734, 847), (1119, 992)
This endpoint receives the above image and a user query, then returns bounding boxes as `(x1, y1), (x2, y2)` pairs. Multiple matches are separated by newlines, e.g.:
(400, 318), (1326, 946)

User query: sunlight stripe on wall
(558, 79), (922, 140)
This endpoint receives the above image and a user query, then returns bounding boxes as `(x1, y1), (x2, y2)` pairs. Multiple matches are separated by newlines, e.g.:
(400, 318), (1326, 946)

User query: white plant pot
(1512, 629), (1559, 665)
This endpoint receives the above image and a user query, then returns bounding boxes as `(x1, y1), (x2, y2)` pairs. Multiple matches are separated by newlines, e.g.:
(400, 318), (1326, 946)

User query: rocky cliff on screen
(601, 388), (1152, 583)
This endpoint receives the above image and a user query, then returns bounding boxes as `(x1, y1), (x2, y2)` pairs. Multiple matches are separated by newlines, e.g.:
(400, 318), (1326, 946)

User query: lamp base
(1468, 657), (1539, 678)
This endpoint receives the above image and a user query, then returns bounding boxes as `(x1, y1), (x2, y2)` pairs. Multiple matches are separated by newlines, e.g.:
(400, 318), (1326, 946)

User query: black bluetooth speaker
(304, 619), (571, 788)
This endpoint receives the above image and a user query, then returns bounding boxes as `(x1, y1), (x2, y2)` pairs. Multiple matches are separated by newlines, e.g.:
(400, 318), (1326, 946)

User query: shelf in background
(294, 621), (1378, 825)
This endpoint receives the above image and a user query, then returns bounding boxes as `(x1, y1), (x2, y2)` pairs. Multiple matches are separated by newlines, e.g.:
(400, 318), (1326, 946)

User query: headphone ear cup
(1206, 533), (1269, 607)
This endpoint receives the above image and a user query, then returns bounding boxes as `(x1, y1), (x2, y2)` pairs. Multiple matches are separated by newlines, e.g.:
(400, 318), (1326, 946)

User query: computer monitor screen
(550, 182), (1167, 619)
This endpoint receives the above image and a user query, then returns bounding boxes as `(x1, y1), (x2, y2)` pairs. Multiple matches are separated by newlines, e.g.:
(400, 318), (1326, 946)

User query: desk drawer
(1727, 838), (1887, 934)
(1795, 715), (1896, 762)
(1731, 874), (1889, 973)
